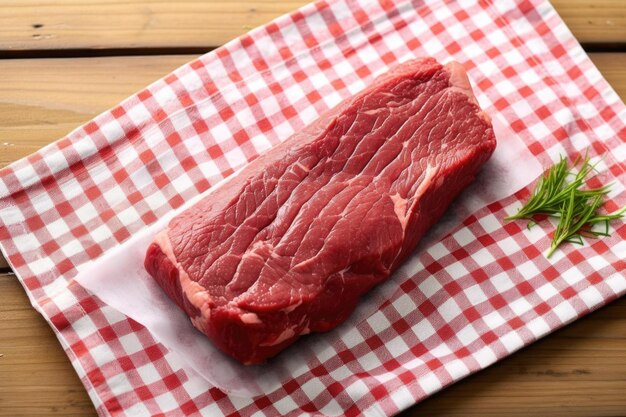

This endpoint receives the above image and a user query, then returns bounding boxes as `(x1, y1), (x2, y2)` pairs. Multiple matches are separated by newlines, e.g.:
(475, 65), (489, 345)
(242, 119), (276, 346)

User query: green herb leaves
(505, 154), (625, 258)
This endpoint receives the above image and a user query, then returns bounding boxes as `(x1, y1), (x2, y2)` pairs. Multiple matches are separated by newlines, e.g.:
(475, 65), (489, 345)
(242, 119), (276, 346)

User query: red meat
(145, 58), (496, 364)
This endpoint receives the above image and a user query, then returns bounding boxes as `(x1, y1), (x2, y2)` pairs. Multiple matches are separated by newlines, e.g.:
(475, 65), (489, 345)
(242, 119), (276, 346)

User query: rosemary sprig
(505, 154), (625, 258)
(505, 155), (601, 220)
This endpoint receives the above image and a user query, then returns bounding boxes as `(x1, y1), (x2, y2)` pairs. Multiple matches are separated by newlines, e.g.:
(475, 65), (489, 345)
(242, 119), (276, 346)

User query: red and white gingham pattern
(1, 0), (625, 415)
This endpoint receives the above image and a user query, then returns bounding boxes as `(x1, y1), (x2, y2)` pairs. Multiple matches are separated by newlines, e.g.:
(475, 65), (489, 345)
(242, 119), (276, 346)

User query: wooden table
(0, 1), (624, 416)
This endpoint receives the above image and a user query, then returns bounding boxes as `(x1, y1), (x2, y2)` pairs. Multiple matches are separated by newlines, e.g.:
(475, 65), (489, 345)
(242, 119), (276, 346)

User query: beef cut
(145, 58), (496, 364)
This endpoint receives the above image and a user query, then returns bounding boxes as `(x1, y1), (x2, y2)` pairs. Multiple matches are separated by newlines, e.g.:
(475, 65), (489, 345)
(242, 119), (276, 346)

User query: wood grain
(0, 54), (194, 169)
(552, 0), (626, 45)
(590, 53), (626, 96)
(1, 270), (625, 417)
(0, 273), (98, 417)
(0, 0), (307, 52)
(0, 0), (623, 52)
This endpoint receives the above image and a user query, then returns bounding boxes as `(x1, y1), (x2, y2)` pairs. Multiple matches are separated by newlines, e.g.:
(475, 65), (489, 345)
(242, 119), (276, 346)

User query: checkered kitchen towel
(1, 0), (625, 415)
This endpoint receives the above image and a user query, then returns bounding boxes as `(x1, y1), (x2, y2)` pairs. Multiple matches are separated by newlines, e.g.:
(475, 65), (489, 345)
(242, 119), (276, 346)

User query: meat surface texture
(144, 57), (497, 364)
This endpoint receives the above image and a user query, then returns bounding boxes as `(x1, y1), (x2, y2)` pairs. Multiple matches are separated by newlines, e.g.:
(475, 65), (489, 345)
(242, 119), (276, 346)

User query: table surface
(0, 1), (625, 416)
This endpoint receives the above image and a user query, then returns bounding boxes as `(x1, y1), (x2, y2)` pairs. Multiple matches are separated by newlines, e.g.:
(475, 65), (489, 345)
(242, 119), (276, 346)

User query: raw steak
(145, 58), (496, 364)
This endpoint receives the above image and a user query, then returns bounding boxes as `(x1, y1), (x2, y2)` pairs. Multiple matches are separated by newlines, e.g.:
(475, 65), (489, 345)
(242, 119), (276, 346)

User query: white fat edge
(259, 316), (310, 346)
(391, 163), (438, 232)
(240, 312), (262, 324)
(154, 230), (212, 332)
(281, 299), (303, 313)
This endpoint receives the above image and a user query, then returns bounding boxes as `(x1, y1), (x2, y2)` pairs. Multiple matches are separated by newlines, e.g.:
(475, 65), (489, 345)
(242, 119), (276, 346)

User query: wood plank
(0, 0), (307, 52)
(0, 273), (98, 417)
(552, 0), (626, 45)
(1, 269), (625, 416)
(589, 53), (626, 96)
(0, 0), (623, 52)
(0, 55), (195, 169)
